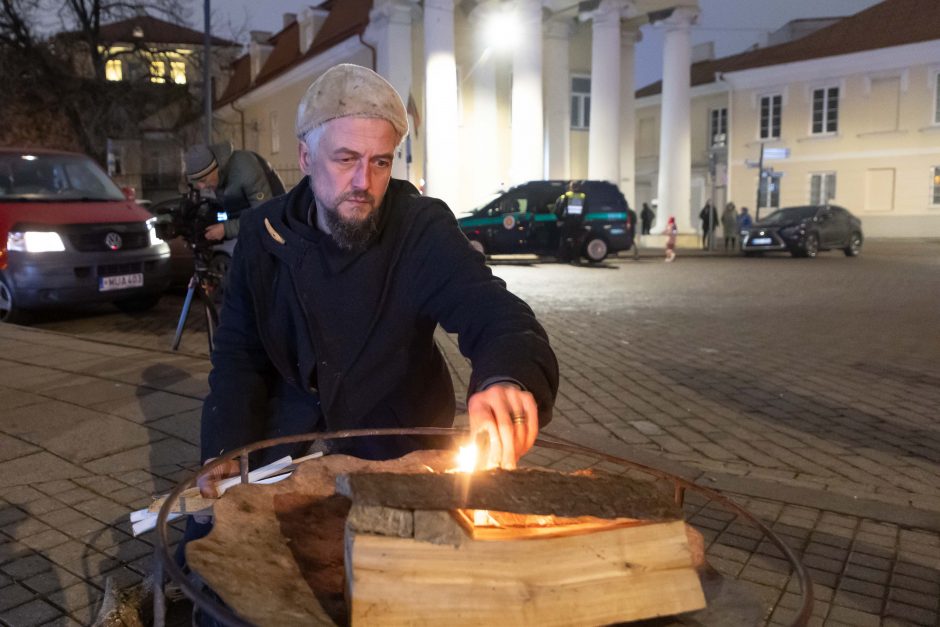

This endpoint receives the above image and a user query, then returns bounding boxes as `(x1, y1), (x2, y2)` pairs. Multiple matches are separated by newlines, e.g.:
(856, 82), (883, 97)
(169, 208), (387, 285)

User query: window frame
(811, 86), (840, 135)
(809, 172), (837, 205)
(571, 74), (591, 130)
(758, 172), (782, 210)
(169, 61), (186, 85)
(709, 107), (728, 147)
(270, 111), (280, 155)
(759, 93), (782, 140)
(934, 71), (940, 125)
(105, 59), (123, 81)
(932, 166), (940, 206)
(150, 60), (166, 84)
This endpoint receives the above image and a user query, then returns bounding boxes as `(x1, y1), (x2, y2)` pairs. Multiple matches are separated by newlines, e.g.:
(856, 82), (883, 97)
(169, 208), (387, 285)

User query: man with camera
(195, 63), (558, 493)
(183, 141), (285, 241)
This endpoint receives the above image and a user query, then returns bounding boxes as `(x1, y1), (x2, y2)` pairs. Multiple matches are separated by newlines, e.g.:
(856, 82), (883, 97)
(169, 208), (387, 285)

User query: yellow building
(634, 0), (940, 238)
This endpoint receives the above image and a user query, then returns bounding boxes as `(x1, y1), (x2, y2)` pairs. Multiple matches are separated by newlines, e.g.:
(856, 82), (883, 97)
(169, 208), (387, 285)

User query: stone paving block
(839, 577), (886, 598)
(72, 497), (130, 526)
(43, 581), (100, 615)
(803, 541), (849, 561)
(888, 586), (940, 610)
(0, 582), (35, 612)
(21, 567), (83, 595)
(891, 573), (940, 595)
(0, 453), (89, 490)
(0, 597), (63, 626)
(1, 486), (47, 505)
(1, 552), (53, 579)
(884, 600), (938, 625)
(51, 512), (107, 540)
(826, 604), (881, 626)
(33, 480), (77, 496)
(19, 529), (71, 552)
(832, 589), (883, 614)
(0, 433), (42, 464)
(0, 504), (28, 527)
(893, 560), (940, 583)
(12, 517), (53, 540)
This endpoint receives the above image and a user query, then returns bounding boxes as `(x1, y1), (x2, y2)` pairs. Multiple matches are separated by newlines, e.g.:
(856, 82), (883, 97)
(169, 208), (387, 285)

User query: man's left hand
(468, 383), (539, 469)
(204, 223), (225, 241)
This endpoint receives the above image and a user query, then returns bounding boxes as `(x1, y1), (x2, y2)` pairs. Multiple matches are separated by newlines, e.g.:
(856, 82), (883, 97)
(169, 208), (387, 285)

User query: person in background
(721, 202), (739, 252)
(738, 206), (753, 233)
(664, 216), (677, 263)
(698, 200), (718, 250)
(183, 141), (285, 241)
(640, 202), (655, 235)
(554, 180), (587, 262)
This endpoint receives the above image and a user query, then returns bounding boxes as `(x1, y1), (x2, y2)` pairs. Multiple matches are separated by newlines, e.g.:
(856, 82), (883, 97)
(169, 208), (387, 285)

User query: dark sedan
(741, 204), (863, 258)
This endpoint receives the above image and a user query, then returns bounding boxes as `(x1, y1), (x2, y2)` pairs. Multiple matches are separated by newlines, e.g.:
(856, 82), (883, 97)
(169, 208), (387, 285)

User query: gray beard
(321, 203), (380, 252)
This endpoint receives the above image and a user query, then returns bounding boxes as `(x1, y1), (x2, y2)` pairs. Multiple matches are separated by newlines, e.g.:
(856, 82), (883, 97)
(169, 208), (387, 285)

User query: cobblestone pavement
(1, 239), (938, 625)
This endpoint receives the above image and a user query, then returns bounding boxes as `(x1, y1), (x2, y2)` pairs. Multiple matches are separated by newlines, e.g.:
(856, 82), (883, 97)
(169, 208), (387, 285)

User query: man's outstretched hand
(467, 383), (539, 469)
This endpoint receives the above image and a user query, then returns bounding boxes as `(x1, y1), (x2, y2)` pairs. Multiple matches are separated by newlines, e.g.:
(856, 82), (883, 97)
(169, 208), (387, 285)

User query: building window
(810, 172), (836, 204)
(270, 111), (279, 154)
(105, 59), (123, 81)
(150, 61), (166, 83)
(709, 108), (727, 146)
(759, 94), (781, 140)
(934, 72), (940, 124)
(170, 61), (186, 84)
(933, 166), (940, 205)
(571, 76), (591, 130)
(812, 86), (839, 134)
(758, 172), (781, 209)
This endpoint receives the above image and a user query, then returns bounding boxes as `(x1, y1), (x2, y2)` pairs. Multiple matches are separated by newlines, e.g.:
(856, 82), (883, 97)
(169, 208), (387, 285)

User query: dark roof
(636, 0), (940, 97)
(97, 15), (238, 47)
(216, 0), (373, 107)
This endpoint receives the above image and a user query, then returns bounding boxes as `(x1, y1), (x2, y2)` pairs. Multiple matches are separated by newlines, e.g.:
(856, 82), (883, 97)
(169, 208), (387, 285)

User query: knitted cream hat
(295, 64), (408, 140)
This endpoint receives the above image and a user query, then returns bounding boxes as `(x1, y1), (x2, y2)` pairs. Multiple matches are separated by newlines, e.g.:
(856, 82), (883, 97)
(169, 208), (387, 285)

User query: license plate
(99, 273), (144, 291)
(750, 237), (772, 245)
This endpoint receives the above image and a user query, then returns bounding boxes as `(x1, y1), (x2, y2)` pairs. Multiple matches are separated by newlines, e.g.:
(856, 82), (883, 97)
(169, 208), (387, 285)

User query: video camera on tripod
(153, 185), (225, 254)
(152, 185), (229, 352)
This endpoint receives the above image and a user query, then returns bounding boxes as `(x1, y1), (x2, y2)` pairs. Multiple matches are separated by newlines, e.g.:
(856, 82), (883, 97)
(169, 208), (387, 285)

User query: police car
(457, 180), (635, 263)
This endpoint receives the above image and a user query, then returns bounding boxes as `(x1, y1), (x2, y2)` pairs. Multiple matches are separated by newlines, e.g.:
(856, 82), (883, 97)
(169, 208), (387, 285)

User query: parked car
(0, 148), (171, 323)
(457, 180), (635, 262)
(741, 204), (863, 258)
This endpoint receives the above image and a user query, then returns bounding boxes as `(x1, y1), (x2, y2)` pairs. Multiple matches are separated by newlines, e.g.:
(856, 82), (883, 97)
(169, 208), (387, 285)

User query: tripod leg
(197, 284), (220, 353)
(172, 275), (198, 351)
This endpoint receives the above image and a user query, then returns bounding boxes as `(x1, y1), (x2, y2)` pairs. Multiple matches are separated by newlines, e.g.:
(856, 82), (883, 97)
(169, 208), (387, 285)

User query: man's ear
(298, 140), (312, 175)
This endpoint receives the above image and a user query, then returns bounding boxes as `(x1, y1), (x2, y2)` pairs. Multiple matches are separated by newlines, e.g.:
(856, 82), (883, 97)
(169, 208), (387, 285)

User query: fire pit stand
(152, 427), (813, 627)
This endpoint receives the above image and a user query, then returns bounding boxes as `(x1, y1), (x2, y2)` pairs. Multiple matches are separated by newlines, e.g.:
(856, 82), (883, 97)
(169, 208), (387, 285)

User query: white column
(656, 7), (698, 233)
(510, 0), (543, 184)
(543, 17), (572, 180)
(619, 25), (640, 207)
(469, 4), (501, 202)
(366, 0), (418, 180)
(423, 0), (459, 205)
(587, 1), (622, 184)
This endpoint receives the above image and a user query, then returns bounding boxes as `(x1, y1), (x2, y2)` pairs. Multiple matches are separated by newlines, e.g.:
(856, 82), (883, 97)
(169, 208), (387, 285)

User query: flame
(454, 443), (479, 473)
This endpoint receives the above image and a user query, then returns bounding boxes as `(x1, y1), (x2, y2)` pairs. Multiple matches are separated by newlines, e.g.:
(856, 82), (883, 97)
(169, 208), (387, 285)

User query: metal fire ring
(153, 427), (814, 626)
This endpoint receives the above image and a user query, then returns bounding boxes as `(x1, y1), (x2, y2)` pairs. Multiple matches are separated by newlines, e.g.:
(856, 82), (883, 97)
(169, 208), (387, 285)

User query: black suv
(741, 204), (863, 258)
(457, 180), (634, 262)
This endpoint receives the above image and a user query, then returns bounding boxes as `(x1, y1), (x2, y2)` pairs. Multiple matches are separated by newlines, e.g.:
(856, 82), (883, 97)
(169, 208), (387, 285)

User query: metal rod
(152, 556), (165, 627)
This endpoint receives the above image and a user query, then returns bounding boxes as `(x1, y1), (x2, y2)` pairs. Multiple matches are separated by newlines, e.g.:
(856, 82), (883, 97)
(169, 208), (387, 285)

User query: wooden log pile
(186, 450), (706, 626)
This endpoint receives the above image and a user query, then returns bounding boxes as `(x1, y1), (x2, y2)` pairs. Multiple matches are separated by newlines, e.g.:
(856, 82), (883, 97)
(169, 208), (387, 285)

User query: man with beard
(194, 64), (559, 500)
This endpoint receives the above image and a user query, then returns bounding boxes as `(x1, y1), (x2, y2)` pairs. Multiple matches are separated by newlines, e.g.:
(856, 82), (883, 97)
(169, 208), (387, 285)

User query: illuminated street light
(483, 8), (518, 52)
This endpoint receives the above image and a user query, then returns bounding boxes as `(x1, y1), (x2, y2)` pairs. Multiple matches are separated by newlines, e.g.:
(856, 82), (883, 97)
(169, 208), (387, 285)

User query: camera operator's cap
(184, 144), (218, 181)
(295, 64), (408, 140)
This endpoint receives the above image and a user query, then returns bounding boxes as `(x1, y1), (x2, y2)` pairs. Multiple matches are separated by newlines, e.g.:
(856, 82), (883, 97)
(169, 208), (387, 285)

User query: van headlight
(146, 217), (162, 246)
(7, 231), (66, 253)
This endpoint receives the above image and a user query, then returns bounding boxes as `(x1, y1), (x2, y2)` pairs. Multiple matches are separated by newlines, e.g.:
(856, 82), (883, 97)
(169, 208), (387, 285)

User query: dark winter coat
(201, 177), (558, 462)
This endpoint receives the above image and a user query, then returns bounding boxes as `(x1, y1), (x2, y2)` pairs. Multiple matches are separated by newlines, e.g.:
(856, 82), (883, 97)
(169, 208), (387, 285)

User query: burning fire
(454, 443), (479, 473)
(450, 442), (501, 527)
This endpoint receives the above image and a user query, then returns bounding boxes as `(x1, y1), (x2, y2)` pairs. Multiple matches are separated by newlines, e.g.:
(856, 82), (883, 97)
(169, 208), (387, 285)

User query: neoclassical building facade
(213, 0), (701, 226)
(212, 0), (939, 237)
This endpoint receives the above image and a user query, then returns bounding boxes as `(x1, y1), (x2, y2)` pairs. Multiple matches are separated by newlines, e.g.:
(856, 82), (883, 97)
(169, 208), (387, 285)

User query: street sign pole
(203, 0), (212, 145)
(754, 144), (764, 222)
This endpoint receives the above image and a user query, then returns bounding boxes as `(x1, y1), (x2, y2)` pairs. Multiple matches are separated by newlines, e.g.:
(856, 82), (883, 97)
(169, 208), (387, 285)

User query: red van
(0, 148), (171, 323)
